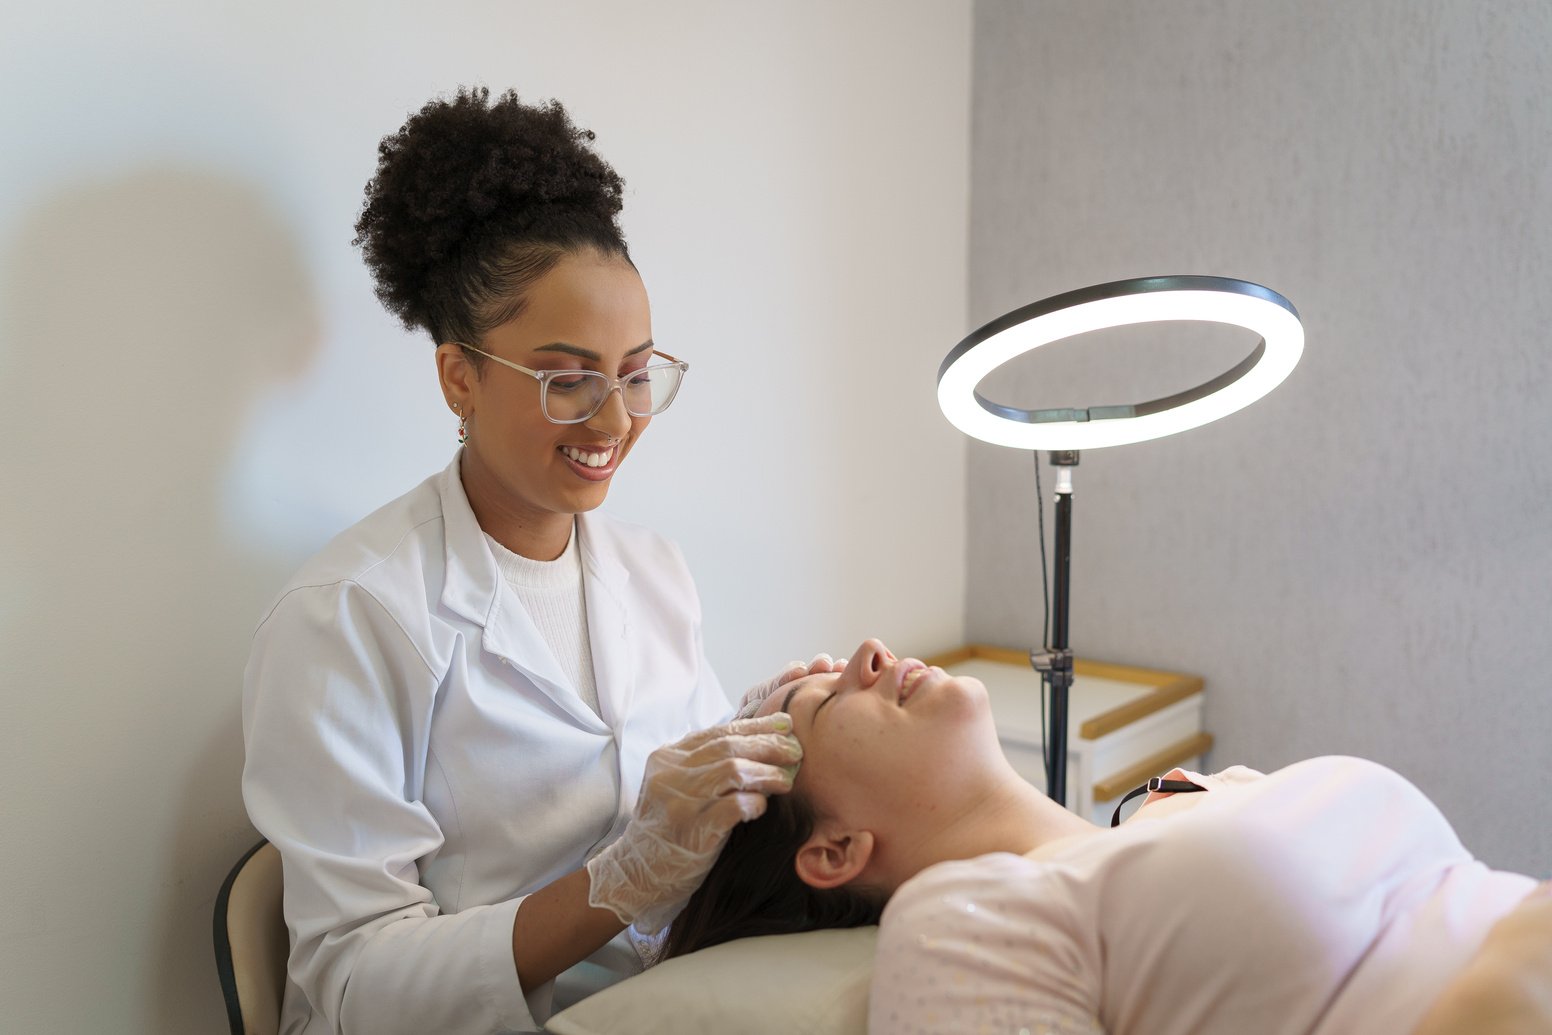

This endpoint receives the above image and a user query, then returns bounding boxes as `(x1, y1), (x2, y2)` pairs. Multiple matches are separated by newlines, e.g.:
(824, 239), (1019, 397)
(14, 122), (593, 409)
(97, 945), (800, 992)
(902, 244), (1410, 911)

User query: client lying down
(666, 638), (1548, 1035)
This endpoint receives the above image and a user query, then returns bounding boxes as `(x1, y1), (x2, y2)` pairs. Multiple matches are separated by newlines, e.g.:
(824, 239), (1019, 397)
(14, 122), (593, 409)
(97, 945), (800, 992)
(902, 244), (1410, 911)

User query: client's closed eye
(777, 678), (837, 739)
(811, 691), (838, 723)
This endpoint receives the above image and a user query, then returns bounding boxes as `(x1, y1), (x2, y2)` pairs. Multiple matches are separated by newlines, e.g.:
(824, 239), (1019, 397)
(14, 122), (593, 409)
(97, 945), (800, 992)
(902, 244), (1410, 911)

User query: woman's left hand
(585, 713), (804, 934)
(734, 652), (847, 719)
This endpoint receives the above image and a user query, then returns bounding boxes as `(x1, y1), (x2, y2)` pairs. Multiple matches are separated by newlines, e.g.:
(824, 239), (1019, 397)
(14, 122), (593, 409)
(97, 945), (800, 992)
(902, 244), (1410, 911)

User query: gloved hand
(734, 652), (848, 720)
(586, 713), (804, 934)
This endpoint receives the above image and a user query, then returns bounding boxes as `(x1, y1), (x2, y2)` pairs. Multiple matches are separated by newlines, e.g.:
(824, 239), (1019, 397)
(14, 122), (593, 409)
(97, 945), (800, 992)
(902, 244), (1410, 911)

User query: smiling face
(437, 249), (654, 556)
(755, 638), (1008, 888)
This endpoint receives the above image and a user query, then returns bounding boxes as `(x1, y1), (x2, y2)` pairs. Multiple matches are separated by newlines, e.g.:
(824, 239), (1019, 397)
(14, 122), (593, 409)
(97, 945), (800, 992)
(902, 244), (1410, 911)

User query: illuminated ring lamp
(938, 275), (1303, 808)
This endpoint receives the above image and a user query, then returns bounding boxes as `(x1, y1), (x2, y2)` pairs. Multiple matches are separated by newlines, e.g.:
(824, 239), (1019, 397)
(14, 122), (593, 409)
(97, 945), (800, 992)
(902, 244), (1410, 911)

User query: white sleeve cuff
(478, 895), (546, 1033)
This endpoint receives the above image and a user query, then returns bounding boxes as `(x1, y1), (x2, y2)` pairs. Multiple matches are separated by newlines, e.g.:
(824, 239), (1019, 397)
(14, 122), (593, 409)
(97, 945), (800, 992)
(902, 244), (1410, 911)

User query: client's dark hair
(664, 788), (885, 959)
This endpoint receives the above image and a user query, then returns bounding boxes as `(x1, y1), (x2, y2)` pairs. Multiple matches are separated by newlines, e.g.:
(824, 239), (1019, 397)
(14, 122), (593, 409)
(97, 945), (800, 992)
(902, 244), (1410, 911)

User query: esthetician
(241, 87), (822, 1035)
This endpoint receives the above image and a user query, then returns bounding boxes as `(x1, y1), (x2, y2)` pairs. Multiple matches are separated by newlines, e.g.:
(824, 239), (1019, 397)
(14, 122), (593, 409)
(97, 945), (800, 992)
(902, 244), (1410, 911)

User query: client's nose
(847, 639), (896, 686)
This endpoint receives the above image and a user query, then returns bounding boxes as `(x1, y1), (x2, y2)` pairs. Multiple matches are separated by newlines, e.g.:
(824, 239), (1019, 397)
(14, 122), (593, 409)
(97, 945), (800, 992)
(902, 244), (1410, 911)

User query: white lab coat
(242, 453), (731, 1035)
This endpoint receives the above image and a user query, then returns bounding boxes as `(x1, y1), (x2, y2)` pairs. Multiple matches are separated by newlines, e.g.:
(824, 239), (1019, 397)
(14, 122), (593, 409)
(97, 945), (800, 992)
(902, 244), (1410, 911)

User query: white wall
(0, 3), (970, 1030)
(968, 0), (1551, 875)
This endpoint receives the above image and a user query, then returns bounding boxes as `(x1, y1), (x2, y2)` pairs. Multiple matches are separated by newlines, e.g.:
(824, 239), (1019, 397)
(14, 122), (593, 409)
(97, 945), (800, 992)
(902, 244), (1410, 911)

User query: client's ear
(794, 827), (875, 889)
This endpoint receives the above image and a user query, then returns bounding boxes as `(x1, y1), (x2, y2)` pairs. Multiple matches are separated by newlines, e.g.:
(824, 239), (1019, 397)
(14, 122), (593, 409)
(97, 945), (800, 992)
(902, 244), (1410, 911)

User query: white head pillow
(546, 927), (877, 1035)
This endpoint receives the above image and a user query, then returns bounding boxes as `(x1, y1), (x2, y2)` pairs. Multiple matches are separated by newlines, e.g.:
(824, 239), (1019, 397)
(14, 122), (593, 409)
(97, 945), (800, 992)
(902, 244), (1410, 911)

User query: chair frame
(213, 838), (277, 1035)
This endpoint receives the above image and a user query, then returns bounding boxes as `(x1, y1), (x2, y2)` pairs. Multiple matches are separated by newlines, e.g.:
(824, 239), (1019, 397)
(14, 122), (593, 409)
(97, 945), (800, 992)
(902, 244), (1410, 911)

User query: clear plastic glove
(586, 713), (803, 934)
(734, 652), (848, 720)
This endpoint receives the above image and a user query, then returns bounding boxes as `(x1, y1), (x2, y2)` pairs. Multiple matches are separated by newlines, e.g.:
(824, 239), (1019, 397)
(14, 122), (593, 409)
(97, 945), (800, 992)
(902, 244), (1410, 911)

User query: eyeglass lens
(543, 365), (684, 422)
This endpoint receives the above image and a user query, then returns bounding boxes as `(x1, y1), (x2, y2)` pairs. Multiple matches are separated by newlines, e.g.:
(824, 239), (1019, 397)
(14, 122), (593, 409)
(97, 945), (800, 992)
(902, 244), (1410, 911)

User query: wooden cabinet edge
(920, 644), (1204, 740)
(1092, 732), (1215, 803)
(1080, 676), (1204, 739)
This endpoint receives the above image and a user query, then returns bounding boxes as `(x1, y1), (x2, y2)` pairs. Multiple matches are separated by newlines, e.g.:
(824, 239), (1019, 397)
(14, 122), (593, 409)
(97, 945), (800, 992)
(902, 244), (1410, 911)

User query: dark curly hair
(663, 787), (885, 960)
(352, 86), (630, 355)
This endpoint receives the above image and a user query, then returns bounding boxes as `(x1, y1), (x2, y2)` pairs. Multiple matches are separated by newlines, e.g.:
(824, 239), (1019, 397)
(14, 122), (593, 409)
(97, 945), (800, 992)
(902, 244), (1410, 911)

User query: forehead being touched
(754, 672), (835, 723)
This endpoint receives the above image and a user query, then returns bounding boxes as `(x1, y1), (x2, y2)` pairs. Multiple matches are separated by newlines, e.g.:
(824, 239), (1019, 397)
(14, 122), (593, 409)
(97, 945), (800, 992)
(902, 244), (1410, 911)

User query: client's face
(755, 638), (1002, 850)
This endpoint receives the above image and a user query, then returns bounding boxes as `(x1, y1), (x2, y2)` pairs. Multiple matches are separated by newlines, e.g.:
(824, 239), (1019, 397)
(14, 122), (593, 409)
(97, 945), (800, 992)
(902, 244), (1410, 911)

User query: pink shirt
(868, 757), (1535, 1035)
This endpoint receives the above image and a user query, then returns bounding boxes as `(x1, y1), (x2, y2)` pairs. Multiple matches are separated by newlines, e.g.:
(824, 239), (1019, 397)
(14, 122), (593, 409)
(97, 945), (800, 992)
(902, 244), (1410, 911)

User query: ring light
(937, 275), (1303, 450)
(937, 274), (1303, 810)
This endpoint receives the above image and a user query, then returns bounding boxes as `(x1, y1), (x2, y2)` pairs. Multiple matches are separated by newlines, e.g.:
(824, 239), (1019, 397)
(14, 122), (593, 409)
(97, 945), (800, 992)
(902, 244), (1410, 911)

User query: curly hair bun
(353, 86), (629, 342)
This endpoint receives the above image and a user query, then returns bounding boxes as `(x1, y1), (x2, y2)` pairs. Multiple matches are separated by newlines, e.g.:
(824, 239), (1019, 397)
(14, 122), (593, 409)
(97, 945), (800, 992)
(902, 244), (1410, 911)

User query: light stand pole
(1032, 450), (1077, 806)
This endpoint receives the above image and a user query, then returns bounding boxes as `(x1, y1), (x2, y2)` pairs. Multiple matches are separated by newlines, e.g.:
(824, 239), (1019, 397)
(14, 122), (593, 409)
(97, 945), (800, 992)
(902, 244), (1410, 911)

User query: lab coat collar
(436, 454), (632, 733)
(576, 512), (634, 730)
(437, 453), (501, 628)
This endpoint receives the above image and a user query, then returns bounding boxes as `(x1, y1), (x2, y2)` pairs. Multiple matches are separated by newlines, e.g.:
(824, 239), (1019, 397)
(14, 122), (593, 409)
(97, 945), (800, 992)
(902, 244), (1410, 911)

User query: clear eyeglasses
(451, 344), (690, 424)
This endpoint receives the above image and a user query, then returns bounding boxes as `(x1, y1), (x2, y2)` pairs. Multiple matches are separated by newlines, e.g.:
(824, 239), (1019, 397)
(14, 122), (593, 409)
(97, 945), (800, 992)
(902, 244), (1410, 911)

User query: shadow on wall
(0, 168), (320, 1032)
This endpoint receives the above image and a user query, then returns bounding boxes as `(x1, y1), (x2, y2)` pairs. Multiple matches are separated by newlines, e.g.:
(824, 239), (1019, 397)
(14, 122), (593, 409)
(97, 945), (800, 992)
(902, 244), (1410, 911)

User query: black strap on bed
(1110, 776), (1207, 827)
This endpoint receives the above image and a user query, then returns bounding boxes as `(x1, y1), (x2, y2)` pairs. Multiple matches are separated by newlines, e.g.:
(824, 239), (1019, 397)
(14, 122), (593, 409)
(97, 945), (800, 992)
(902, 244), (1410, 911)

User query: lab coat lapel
(483, 584), (608, 730)
(436, 455), (608, 731)
(577, 512), (634, 733)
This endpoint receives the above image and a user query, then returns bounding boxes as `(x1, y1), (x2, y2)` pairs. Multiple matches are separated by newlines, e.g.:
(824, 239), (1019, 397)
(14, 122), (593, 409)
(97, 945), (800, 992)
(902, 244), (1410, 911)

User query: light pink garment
(868, 757), (1536, 1035)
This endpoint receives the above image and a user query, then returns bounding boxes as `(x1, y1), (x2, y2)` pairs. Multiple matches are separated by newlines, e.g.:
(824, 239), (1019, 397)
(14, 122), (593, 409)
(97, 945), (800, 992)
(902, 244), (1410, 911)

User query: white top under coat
(486, 526), (601, 720)
(242, 452), (730, 1035)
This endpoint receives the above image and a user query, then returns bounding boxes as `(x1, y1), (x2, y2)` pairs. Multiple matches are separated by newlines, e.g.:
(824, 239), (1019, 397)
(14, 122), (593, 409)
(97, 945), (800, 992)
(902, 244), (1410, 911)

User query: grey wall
(968, 0), (1551, 875)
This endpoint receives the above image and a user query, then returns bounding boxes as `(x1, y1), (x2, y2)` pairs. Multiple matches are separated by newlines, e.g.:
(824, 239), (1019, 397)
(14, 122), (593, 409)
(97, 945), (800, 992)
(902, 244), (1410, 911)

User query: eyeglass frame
(447, 342), (690, 425)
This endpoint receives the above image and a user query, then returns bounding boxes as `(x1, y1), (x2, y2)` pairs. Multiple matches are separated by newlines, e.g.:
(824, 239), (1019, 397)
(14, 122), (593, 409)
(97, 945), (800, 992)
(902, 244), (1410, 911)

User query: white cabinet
(923, 645), (1212, 827)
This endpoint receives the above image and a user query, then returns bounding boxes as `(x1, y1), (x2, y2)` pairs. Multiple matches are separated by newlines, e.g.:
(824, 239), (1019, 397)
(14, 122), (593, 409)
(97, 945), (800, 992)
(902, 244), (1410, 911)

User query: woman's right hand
(584, 713), (803, 934)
